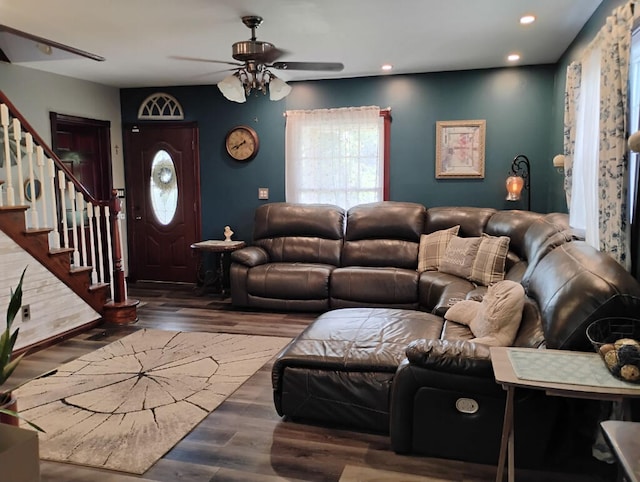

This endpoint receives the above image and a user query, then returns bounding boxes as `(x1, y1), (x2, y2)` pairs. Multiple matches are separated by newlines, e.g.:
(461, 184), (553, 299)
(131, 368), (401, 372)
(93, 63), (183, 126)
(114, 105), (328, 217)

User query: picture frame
(435, 120), (486, 179)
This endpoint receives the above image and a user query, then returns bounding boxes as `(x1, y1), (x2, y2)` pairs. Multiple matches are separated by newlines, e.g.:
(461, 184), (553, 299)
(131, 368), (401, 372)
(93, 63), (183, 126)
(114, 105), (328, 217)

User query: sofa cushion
(272, 308), (444, 432)
(469, 234), (510, 286)
(418, 271), (476, 314)
(417, 225), (460, 272)
(445, 280), (525, 347)
(330, 267), (419, 308)
(342, 202), (425, 269)
(425, 206), (496, 237)
(246, 262), (334, 299)
(253, 203), (345, 266)
(439, 236), (482, 279)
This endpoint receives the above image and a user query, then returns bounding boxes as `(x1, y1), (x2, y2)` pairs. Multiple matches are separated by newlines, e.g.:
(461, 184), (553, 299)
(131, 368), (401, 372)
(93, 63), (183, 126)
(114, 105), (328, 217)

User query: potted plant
(0, 267), (42, 482)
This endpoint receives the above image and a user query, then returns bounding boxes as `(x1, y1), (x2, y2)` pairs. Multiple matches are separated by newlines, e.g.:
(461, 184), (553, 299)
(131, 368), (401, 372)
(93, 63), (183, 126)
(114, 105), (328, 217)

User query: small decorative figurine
(224, 225), (234, 242)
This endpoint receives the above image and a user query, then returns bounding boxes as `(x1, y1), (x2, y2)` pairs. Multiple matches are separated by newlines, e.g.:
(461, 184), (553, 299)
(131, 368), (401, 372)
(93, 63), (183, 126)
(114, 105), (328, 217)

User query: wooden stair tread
(89, 283), (110, 292)
(0, 205), (29, 213)
(70, 266), (93, 275)
(25, 227), (53, 235)
(50, 247), (74, 256)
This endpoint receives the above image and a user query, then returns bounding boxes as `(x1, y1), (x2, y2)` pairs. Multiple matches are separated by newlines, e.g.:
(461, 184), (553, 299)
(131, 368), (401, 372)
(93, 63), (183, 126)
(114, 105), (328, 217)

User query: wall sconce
(553, 154), (565, 171)
(505, 154), (531, 211)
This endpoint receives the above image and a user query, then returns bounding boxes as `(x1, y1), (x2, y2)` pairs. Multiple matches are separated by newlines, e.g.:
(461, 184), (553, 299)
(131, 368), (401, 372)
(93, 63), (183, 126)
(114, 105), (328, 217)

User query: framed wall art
(435, 120), (486, 179)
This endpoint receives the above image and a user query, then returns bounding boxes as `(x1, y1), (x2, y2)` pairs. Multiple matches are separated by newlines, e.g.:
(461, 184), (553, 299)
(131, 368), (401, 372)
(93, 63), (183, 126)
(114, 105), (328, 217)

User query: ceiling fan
(176, 16), (344, 102)
(0, 24), (104, 63)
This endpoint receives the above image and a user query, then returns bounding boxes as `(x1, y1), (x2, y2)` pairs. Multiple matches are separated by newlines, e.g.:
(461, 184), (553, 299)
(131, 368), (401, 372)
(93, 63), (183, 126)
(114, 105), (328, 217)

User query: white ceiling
(0, 0), (603, 88)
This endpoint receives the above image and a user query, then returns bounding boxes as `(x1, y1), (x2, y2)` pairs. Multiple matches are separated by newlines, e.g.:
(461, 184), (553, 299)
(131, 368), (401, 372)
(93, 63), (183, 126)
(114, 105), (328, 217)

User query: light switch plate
(258, 187), (269, 200)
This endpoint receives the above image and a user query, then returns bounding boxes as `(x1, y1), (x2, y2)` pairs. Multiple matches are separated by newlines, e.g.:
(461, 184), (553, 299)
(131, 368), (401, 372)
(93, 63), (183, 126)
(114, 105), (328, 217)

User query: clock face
(225, 126), (259, 161)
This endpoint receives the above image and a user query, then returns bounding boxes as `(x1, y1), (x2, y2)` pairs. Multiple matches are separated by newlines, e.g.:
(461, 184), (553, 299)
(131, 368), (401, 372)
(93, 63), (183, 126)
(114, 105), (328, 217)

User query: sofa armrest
(230, 246), (269, 267)
(405, 338), (493, 377)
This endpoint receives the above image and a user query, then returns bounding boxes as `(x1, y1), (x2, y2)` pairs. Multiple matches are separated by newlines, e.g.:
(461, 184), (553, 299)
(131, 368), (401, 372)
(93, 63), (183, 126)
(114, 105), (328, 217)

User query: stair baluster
(36, 147), (46, 229)
(12, 118), (25, 206)
(47, 158), (60, 249)
(58, 171), (70, 251)
(86, 202), (98, 285)
(1, 104), (14, 206)
(104, 204), (115, 300)
(67, 181), (80, 267)
(25, 133), (38, 228)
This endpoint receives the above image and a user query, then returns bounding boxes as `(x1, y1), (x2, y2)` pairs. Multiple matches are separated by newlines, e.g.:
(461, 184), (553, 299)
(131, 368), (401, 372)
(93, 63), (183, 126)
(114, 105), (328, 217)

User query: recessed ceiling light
(507, 54), (521, 62)
(381, 64), (393, 71)
(520, 15), (536, 25)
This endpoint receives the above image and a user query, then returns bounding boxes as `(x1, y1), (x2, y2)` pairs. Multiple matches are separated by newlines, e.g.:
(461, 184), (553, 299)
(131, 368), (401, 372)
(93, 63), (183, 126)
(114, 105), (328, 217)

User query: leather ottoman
(272, 307), (444, 433)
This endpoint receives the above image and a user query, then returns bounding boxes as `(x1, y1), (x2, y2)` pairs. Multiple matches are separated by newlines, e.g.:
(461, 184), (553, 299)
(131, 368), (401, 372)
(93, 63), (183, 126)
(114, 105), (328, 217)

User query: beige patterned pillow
(417, 225), (460, 272)
(439, 236), (482, 279)
(469, 234), (510, 286)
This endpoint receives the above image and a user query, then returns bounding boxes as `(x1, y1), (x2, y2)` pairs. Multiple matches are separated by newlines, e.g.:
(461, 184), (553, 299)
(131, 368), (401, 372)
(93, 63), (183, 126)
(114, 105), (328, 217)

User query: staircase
(0, 89), (137, 353)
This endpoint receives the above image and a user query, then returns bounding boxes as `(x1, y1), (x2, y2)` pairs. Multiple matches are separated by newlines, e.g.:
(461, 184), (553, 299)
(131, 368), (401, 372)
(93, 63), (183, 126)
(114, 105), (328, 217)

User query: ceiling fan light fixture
(269, 76), (292, 101)
(218, 73), (246, 103)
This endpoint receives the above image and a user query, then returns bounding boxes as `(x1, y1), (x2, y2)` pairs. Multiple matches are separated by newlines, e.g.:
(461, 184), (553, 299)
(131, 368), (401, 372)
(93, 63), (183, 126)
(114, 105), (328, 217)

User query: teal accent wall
(120, 65), (556, 242)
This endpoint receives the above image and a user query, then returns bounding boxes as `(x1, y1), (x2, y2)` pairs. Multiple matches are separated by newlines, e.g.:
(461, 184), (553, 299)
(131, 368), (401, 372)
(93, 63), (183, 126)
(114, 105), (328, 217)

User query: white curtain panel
(563, 0), (634, 270)
(597, 2), (633, 271)
(285, 106), (383, 209)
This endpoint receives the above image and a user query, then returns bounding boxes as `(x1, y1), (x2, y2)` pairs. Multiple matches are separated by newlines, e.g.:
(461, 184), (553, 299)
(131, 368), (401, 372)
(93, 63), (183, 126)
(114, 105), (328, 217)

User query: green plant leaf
(1, 352), (25, 387)
(6, 267), (26, 328)
(0, 407), (45, 432)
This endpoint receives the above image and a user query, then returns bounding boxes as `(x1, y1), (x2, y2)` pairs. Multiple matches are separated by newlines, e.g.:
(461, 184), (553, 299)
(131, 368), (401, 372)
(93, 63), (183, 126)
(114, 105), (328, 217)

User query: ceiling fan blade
(271, 61), (344, 72)
(169, 55), (243, 67)
(0, 24), (104, 62)
(255, 47), (288, 65)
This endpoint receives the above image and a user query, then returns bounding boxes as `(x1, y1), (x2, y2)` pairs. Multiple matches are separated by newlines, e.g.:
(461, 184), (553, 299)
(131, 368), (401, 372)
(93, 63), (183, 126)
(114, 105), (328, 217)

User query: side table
(601, 420), (640, 482)
(190, 240), (246, 296)
(490, 347), (640, 482)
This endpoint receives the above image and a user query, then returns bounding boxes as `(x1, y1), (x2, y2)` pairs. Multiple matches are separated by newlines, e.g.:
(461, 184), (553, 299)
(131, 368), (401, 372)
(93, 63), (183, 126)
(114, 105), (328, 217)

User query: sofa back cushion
(342, 202), (425, 268)
(520, 213), (578, 290)
(484, 210), (544, 261)
(253, 203), (345, 265)
(425, 207), (496, 237)
(527, 241), (640, 350)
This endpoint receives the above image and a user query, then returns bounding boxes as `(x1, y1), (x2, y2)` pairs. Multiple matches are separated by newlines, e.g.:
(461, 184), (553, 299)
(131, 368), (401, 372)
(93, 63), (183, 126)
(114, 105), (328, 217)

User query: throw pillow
(417, 225), (460, 272)
(444, 299), (480, 326)
(468, 280), (525, 347)
(469, 234), (511, 286)
(439, 236), (482, 279)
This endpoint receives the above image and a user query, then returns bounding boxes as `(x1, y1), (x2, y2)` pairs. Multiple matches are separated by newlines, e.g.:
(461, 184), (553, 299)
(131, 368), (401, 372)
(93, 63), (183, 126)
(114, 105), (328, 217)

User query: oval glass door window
(150, 150), (178, 225)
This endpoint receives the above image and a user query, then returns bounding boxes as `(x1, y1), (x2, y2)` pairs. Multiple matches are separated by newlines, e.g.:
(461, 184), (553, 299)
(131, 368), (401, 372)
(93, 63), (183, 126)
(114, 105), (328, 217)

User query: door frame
(50, 112), (113, 200)
(122, 121), (202, 282)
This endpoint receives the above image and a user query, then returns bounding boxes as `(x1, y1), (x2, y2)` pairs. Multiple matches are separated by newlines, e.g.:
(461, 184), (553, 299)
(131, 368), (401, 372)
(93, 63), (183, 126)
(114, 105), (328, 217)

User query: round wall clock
(225, 125), (259, 161)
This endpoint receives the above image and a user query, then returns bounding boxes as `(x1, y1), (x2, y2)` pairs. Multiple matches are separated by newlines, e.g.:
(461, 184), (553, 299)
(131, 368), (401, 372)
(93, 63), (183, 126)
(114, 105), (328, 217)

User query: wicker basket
(586, 317), (640, 383)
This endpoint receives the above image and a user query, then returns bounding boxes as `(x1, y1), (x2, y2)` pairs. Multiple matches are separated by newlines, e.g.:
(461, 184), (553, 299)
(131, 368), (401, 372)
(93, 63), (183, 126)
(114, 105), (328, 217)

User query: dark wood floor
(9, 283), (616, 481)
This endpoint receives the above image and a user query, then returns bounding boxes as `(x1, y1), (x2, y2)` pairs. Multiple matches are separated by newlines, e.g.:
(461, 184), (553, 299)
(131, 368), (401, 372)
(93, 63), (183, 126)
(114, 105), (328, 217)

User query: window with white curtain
(569, 45), (601, 246)
(628, 25), (640, 223)
(285, 106), (387, 210)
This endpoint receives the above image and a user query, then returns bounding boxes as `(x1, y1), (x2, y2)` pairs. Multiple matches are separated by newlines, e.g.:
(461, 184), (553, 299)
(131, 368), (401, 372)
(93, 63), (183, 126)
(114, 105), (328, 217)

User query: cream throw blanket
(444, 280), (525, 346)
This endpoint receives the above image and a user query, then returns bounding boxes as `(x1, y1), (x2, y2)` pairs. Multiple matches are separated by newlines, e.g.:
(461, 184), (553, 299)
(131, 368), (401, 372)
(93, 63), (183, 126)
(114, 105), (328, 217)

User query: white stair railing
(0, 99), (118, 294)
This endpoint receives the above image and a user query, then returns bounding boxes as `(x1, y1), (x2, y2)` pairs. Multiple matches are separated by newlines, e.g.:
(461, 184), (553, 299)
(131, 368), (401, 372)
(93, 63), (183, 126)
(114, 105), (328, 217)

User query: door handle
(135, 216), (142, 220)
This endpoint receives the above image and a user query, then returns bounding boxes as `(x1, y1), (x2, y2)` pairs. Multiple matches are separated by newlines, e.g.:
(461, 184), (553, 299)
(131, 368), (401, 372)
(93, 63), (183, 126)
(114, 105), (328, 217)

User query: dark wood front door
(123, 123), (201, 283)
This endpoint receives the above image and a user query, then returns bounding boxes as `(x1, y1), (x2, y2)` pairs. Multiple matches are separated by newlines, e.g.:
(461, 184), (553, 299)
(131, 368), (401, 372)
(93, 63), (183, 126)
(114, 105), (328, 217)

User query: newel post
(102, 189), (139, 324)
(110, 190), (126, 303)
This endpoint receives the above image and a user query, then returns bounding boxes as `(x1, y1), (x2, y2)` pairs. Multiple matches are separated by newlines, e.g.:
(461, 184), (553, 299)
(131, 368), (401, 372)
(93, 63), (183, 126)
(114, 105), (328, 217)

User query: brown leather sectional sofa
(230, 201), (640, 466)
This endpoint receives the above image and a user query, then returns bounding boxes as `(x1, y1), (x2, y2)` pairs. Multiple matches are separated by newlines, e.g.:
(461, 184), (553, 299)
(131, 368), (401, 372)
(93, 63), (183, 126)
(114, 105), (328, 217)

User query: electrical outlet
(258, 187), (269, 200)
(22, 304), (30, 322)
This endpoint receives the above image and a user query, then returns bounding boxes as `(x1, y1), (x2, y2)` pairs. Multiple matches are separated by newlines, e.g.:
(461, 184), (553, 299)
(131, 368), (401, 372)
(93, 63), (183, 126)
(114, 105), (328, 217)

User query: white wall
(0, 232), (100, 350)
(1, 62), (129, 271)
